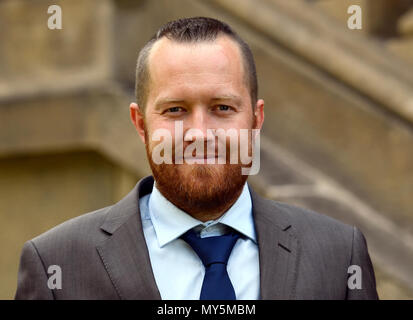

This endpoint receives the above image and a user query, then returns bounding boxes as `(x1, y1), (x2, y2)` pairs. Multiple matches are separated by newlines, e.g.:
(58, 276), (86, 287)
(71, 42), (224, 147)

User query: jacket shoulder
(276, 200), (352, 233)
(259, 198), (355, 254)
(30, 205), (113, 252)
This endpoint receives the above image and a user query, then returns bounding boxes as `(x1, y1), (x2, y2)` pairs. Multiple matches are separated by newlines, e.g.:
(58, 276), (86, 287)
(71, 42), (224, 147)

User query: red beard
(145, 132), (251, 221)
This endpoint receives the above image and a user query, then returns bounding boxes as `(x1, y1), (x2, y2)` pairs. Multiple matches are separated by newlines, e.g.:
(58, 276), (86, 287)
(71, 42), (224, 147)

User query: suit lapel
(249, 187), (300, 299)
(96, 176), (161, 300)
(95, 175), (299, 300)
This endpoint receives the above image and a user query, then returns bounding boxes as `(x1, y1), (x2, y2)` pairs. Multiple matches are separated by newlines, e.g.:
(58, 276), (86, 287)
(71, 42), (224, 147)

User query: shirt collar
(148, 181), (256, 248)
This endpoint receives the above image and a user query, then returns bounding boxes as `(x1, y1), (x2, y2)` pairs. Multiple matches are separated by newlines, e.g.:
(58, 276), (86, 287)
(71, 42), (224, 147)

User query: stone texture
(313, 0), (413, 37)
(0, 151), (140, 299)
(397, 7), (413, 35)
(387, 37), (413, 65)
(0, 0), (113, 99)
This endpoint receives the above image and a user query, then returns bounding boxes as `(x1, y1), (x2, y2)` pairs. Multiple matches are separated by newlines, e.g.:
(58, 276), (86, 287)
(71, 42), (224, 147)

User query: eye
(215, 105), (232, 111)
(165, 106), (185, 113)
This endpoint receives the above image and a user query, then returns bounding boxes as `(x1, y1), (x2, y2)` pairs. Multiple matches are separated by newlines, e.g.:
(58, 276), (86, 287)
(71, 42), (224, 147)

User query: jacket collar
(249, 186), (300, 299)
(98, 175), (299, 300)
(97, 175), (161, 299)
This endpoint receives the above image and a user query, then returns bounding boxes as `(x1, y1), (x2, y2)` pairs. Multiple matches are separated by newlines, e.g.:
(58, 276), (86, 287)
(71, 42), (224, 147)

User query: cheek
(229, 113), (254, 131)
(145, 120), (177, 149)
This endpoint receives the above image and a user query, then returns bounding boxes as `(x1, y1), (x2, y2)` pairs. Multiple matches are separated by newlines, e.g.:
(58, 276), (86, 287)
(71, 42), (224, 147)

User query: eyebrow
(211, 95), (242, 104)
(155, 95), (242, 108)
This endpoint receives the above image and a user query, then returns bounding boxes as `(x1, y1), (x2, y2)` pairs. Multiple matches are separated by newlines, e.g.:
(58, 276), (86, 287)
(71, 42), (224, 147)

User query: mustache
(146, 145), (248, 219)
(168, 138), (236, 164)
(144, 125), (257, 169)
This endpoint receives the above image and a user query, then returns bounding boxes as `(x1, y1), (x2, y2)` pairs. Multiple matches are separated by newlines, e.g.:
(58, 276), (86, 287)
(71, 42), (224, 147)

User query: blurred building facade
(1, 0), (413, 299)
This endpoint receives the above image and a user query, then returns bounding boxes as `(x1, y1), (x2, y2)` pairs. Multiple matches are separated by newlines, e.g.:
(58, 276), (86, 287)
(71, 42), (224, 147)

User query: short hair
(135, 17), (258, 111)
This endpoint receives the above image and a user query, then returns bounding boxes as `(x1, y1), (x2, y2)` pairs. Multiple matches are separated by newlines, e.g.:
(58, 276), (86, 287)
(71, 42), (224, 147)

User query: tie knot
(181, 229), (240, 267)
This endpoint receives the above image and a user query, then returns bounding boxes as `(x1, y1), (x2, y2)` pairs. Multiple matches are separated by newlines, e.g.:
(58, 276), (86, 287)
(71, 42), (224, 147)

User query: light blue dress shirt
(139, 181), (260, 300)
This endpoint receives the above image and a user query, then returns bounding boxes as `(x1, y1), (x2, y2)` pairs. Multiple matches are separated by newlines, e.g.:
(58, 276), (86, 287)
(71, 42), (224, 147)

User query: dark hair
(135, 17), (258, 110)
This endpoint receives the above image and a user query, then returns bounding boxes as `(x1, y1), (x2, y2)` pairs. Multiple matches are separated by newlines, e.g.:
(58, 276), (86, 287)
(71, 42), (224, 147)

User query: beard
(144, 129), (253, 221)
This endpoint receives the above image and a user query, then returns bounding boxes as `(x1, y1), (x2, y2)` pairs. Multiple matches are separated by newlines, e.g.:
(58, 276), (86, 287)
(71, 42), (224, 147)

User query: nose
(183, 106), (210, 142)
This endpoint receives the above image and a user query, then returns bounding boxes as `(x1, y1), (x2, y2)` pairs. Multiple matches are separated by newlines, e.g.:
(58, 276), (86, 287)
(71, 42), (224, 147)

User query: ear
(129, 103), (146, 144)
(253, 99), (264, 130)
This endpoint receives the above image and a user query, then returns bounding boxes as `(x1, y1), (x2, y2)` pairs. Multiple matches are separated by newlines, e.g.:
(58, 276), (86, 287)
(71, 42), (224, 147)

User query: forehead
(147, 35), (246, 94)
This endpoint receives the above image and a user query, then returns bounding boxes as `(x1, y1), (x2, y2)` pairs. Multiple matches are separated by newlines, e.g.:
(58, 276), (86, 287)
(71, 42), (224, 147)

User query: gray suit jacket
(15, 175), (378, 299)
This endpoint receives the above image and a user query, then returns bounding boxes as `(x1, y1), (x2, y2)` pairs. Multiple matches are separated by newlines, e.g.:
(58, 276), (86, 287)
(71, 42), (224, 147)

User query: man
(15, 17), (378, 300)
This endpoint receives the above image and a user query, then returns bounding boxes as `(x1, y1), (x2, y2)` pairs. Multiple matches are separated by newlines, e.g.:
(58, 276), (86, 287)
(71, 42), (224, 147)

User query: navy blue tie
(181, 229), (240, 300)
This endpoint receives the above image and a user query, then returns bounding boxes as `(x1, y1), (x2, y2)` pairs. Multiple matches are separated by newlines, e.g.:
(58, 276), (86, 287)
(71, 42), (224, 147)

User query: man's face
(130, 35), (264, 220)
